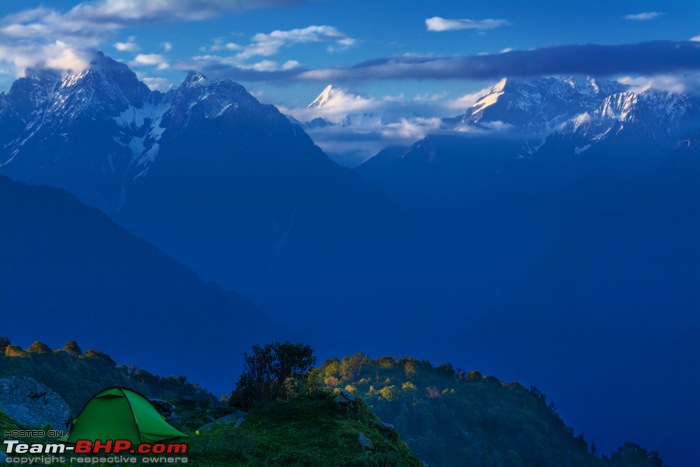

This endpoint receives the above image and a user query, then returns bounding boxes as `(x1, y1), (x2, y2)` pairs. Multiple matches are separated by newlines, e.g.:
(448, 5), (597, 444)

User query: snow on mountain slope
(308, 84), (334, 108)
(444, 75), (700, 160)
(452, 76), (698, 136)
(449, 76), (629, 134)
(0, 53), (293, 212)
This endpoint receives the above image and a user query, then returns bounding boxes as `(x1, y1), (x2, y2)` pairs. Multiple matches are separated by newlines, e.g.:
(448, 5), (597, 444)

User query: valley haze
(0, 1), (699, 466)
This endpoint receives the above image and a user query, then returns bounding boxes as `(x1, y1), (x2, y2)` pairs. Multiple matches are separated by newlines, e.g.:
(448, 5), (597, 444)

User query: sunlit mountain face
(1, 1), (699, 465)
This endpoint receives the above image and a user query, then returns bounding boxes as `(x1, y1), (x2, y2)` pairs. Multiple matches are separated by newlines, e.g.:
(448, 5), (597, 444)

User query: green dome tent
(64, 387), (185, 444)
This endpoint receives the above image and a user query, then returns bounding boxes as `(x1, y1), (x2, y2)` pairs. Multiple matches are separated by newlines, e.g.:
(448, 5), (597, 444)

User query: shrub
(63, 340), (83, 357)
(230, 342), (315, 410)
(27, 341), (52, 354)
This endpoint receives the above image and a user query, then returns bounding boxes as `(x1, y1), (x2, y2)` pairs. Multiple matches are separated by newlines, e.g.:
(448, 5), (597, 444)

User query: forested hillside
(314, 354), (664, 467)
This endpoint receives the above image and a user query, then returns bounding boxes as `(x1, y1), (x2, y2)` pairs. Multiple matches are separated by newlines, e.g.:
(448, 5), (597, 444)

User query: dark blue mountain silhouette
(0, 175), (279, 394)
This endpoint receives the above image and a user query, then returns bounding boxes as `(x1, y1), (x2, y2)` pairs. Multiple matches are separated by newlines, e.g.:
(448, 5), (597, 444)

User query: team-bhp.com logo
(3, 387), (189, 464)
(4, 438), (187, 454)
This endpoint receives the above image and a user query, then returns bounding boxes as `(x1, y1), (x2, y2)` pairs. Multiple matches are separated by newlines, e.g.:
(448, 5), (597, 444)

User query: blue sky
(1, 0), (698, 162)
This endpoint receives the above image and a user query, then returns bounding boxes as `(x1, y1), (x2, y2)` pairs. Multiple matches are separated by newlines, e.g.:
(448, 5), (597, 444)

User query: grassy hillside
(187, 391), (421, 466)
(312, 354), (664, 467)
(0, 340), (419, 466)
(0, 338), (213, 413)
(0, 340), (664, 466)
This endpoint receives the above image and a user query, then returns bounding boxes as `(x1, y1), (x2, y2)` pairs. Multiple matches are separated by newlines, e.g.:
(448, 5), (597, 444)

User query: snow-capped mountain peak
(182, 71), (210, 89)
(442, 75), (700, 164)
(5, 69), (61, 117)
(469, 78), (507, 115)
(166, 71), (266, 130)
(308, 85), (334, 108)
(0, 53), (299, 212)
(295, 84), (383, 130)
(449, 75), (698, 137)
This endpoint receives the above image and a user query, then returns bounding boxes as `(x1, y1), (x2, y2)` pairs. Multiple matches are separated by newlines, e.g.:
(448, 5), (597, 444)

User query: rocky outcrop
(334, 389), (355, 405)
(0, 376), (71, 430)
(358, 433), (374, 451)
(149, 399), (177, 420)
(197, 410), (246, 432)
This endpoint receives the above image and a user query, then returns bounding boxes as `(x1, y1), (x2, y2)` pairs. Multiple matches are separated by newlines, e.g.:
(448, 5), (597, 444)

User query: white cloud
(248, 59), (301, 72)
(45, 42), (92, 72)
(426, 16), (509, 32)
(2, 22), (51, 38)
(337, 37), (356, 47)
(249, 60), (278, 71)
(618, 73), (700, 95)
(0, 0), (314, 77)
(327, 37), (357, 53)
(186, 24), (354, 80)
(163, 41), (173, 52)
(0, 40), (92, 75)
(1, 0), (298, 43)
(237, 25), (356, 60)
(381, 117), (442, 139)
(284, 85), (493, 128)
(114, 41), (139, 52)
(179, 54), (304, 80)
(283, 86), (380, 124)
(301, 115), (445, 167)
(279, 86), (467, 165)
(281, 60), (301, 70)
(3, 7), (52, 24)
(691, 35), (700, 42)
(479, 120), (513, 132)
(624, 12), (665, 21)
(142, 76), (173, 91)
(57, 0), (310, 28)
(131, 53), (169, 70)
(203, 37), (242, 52)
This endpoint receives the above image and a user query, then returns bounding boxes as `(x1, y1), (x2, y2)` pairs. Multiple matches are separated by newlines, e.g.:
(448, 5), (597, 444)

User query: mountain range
(1, 52), (698, 465)
(295, 75), (700, 170)
(0, 52), (430, 343)
(356, 75), (700, 304)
